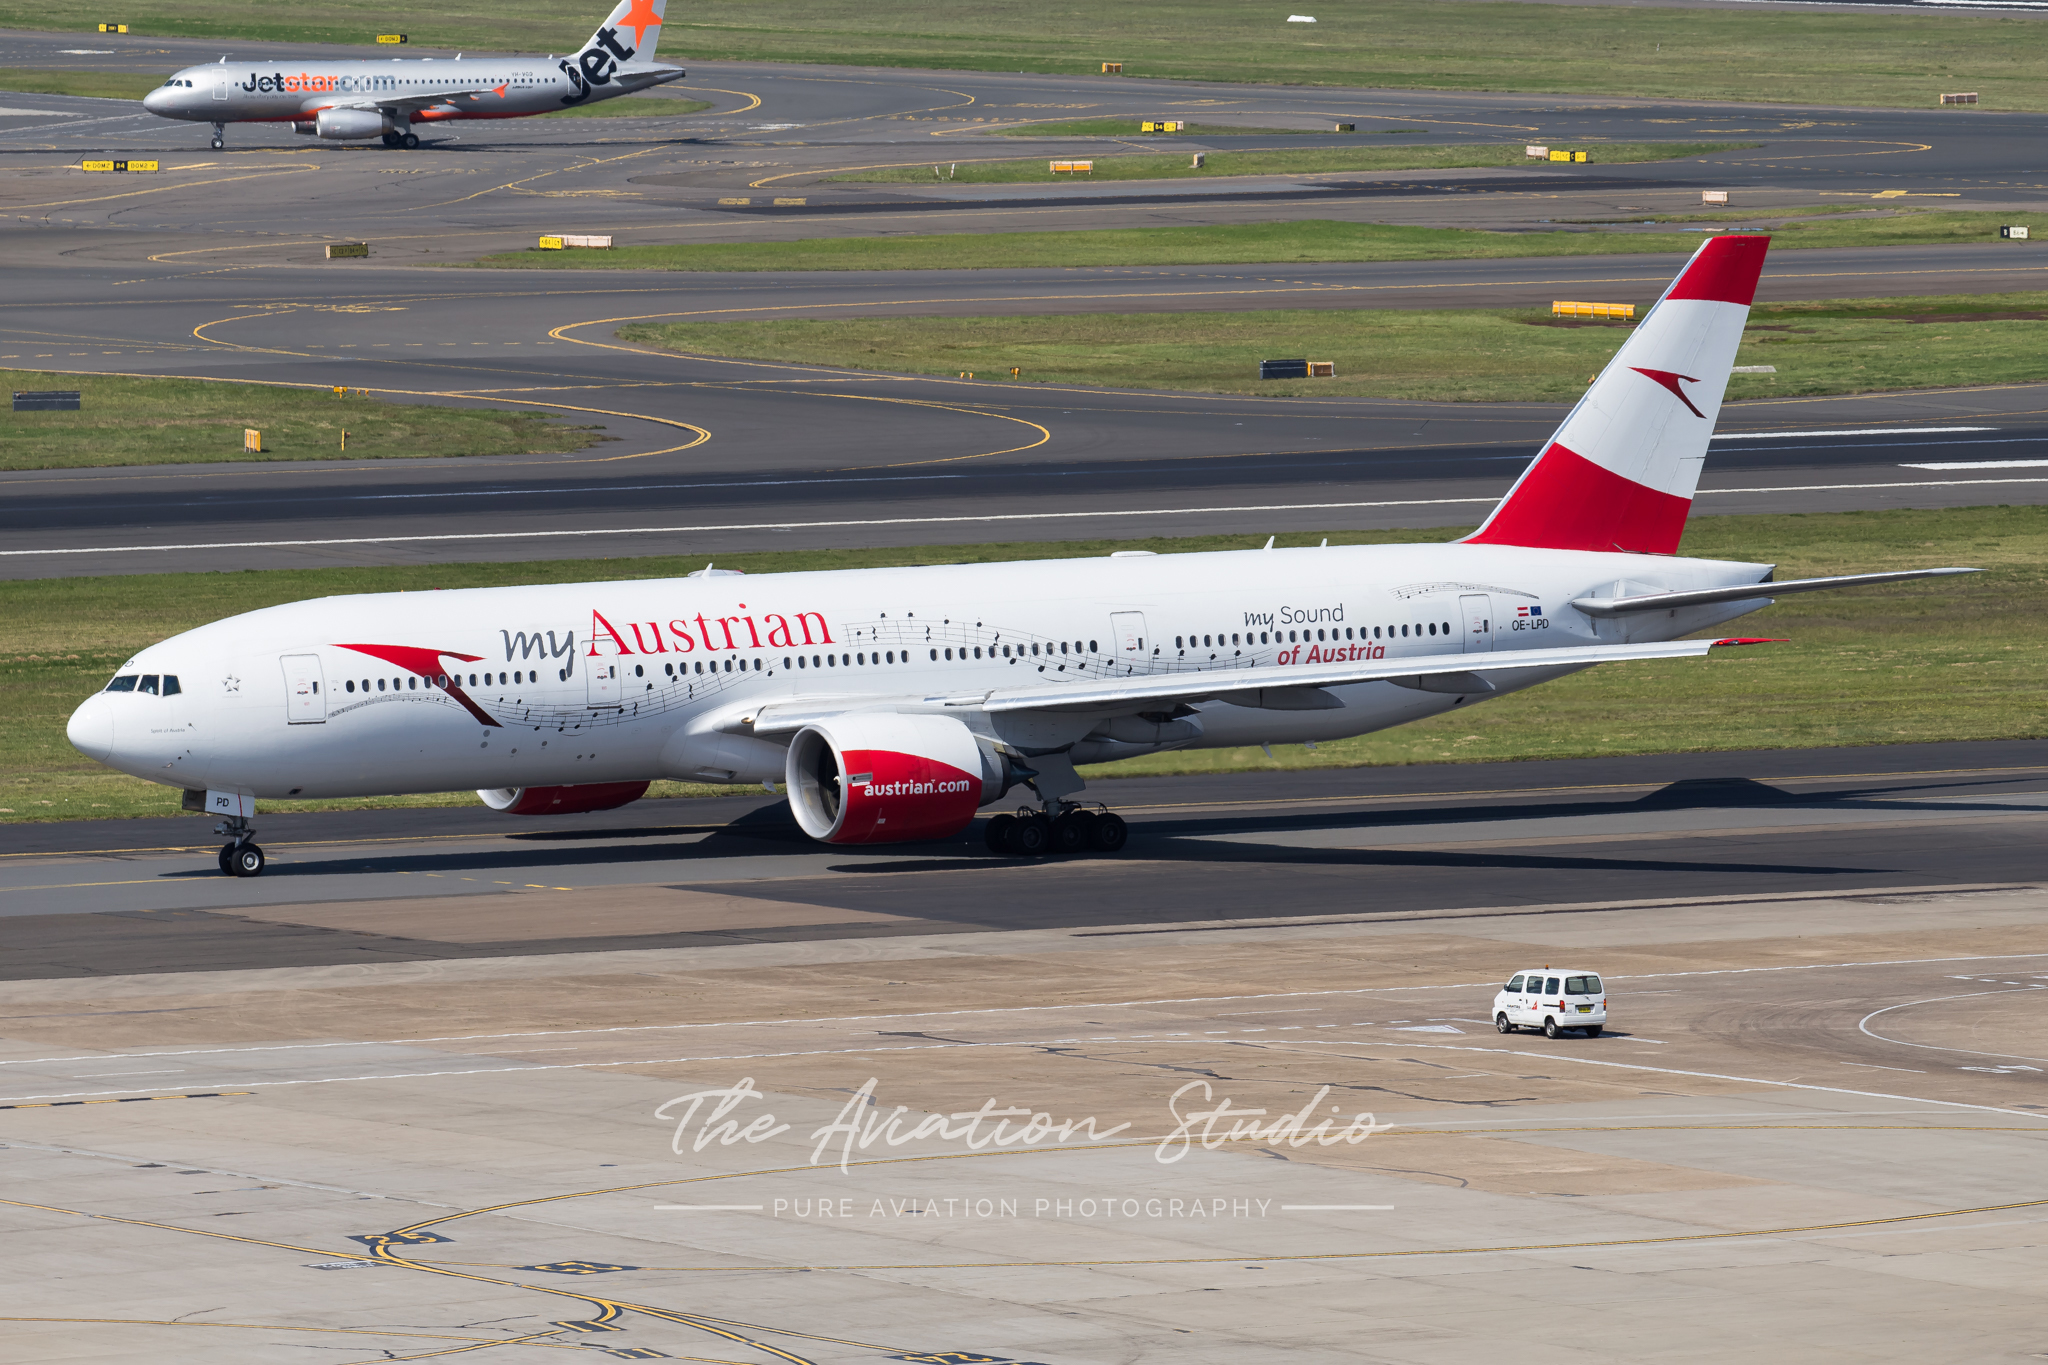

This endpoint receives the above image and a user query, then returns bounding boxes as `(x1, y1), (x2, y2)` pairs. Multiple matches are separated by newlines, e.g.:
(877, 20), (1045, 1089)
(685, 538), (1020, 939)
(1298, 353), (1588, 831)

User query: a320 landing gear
(381, 131), (420, 149)
(214, 814), (264, 877)
(984, 803), (1127, 858)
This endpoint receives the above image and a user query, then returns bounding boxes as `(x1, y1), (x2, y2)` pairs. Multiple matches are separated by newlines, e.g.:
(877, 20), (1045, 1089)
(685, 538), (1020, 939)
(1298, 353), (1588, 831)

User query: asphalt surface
(7, 739), (2044, 978)
(3, 39), (2046, 575)
(2, 248), (2045, 577)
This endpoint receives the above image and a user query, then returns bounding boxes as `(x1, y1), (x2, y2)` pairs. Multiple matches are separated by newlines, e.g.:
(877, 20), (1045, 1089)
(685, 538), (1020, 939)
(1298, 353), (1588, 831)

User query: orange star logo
(616, 0), (662, 49)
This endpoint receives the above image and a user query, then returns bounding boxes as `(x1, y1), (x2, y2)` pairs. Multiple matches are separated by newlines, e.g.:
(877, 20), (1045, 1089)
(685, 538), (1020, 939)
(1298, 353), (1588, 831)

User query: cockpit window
(105, 674), (137, 692)
(162, 675), (181, 696)
(139, 675), (159, 695)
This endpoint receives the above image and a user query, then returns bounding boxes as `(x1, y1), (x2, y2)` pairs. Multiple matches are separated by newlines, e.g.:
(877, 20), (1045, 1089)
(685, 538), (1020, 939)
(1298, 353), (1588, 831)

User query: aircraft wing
(737, 637), (1779, 735)
(326, 85), (513, 112)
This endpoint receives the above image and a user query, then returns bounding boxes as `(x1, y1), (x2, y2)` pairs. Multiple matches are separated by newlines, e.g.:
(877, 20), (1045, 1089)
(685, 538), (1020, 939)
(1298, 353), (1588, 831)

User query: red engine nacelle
(786, 714), (1007, 845)
(477, 782), (650, 816)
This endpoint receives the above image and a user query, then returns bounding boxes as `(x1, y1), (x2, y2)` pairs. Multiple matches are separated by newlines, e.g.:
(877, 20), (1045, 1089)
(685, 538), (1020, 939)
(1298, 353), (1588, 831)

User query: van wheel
(1542, 1017), (1561, 1039)
(1495, 1012), (1513, 1034)
(1584, 1025), (1602, 1038)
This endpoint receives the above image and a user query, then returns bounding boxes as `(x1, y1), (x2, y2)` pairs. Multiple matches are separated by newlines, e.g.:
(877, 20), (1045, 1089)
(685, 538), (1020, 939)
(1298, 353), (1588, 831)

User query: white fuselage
(69, 542), (1772, 802)
(141, 56), (682, 132)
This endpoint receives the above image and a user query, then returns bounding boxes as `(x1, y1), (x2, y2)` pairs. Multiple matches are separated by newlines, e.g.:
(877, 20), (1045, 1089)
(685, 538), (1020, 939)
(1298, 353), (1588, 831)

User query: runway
(3, 248), (2046, 577)
(7, 739), (2044, 978)
(2, 38), (2045, 576)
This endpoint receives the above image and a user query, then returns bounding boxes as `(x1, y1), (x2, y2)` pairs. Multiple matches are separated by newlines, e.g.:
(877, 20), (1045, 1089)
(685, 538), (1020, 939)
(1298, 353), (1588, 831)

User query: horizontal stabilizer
(1571, 567), (1979, 617)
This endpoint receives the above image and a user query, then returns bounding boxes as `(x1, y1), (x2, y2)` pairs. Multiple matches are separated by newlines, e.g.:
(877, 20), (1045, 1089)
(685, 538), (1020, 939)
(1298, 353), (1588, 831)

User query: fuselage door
(213, 75), (229, 101)
(1459, 594), (1494, 654)
(1109, 611), (1150, 669)
(587, 658), (620, 706)
(281, 654), (327, 723)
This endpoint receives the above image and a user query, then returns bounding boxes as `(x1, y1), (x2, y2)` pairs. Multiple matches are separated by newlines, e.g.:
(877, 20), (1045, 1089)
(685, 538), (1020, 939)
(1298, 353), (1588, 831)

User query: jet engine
(477, 781), (649, 816)
(310, 108), (388, 140)
(785, 714), (1017, 845)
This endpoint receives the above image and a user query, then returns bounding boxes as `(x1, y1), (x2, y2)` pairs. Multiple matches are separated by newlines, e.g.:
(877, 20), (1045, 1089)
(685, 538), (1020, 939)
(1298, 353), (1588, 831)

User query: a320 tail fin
(580, 0), (667, 66)
(1463, 234), (1770, 555)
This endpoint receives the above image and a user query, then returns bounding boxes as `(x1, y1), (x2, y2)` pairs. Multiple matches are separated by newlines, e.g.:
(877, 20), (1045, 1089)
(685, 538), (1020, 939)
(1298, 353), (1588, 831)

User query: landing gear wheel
(227, 843), (266, 878)
(1005, 814), (1051, 857)
(381, 131), (400, 147)
(1542, 1017), (1561, 1040)
(1049, 813), (1090, 855)
(218, 845), (235, 876)
(210, 136), (223, 150)
(1495, 1012), (1513, 1035)
(1087, 811), (1128, 853)
(1584, 1025), (1602, 1038)
(400, 132), (420, 149)
(983, 813), (1016, 855)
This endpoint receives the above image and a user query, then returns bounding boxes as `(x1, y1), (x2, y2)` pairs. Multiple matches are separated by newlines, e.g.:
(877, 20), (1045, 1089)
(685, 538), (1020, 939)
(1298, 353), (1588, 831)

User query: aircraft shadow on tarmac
(143, 779), (1970, 885)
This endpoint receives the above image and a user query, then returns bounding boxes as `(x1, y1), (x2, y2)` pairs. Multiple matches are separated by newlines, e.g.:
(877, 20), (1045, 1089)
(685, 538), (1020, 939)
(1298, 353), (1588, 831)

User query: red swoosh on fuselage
(335, 642), (500, 727)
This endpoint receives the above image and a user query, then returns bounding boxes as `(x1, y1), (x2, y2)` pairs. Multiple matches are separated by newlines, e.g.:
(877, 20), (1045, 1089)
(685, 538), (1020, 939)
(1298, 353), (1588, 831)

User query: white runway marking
(1903, 459), (2048, 470)
(1714, 427), (1994, 440)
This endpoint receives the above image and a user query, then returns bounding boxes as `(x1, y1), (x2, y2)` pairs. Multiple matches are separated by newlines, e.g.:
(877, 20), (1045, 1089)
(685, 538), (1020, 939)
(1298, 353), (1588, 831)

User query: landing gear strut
(215, 813), (264, 877)
(984, 802), (1126, 858)
(210, 121), (224, 151)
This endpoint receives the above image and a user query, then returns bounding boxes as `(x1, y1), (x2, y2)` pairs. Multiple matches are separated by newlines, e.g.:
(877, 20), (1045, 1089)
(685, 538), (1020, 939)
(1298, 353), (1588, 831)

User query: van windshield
(1565, 975), (1602, 995)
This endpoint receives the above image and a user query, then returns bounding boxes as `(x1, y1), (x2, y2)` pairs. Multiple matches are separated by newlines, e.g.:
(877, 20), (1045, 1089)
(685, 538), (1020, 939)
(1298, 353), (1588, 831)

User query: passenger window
(105, 675), (138, 692)
(1544, 977), (1561, 994)
(139, 675), (159, 695)
(1505, 975), (1524, 992)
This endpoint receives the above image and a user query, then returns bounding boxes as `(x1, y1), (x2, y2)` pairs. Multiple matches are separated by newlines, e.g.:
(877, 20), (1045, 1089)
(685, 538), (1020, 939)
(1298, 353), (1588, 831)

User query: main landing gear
(210, 121), (224, 151)
(215, 813), (265, 877)
(984, 803), (1127, 858)
(380, 131), (421, 149)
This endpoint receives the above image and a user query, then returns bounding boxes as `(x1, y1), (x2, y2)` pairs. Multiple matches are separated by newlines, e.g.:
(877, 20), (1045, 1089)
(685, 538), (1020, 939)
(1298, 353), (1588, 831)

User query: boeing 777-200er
(141, 0), (683, 148)
(69, 237), (1977, 877)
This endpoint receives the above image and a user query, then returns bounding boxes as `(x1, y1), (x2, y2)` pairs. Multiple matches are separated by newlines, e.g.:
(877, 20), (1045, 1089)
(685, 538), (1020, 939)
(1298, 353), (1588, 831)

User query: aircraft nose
(67, 692), (114, 764)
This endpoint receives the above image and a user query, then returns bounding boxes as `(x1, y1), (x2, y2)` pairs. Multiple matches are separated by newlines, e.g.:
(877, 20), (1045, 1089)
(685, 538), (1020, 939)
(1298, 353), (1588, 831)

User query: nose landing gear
(210, 121), (224, 150)
(214, 814), (265, 877)
(984, 802), (1127, 858)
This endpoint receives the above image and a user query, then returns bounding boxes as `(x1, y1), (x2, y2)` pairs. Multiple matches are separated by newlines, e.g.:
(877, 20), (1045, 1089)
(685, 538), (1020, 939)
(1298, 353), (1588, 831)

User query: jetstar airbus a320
(141, 0), (683, 149)
(68, 236), (1975, 877)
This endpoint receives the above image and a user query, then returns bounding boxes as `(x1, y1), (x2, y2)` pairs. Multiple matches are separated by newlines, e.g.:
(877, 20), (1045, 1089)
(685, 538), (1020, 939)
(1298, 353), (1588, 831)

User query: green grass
(0, 370), (602, 471)
(0, 68), (159, 100)
(538, 96), (713, 119)
(10, 0), (2048, 112)
(7, 507), (2037, 822)
(615, 291), (2048, 403)
(826, 141), (1739, 183)
(465, 211), (2037, 274)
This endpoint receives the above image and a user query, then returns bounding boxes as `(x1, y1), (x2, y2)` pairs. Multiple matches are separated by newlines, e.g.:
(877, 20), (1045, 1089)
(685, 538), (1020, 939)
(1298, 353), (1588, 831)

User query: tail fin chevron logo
(1631, 367), (1706, 419)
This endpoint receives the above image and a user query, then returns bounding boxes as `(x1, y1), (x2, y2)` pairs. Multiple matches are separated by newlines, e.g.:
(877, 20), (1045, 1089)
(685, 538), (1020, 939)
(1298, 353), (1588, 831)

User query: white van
(1494, 968), (1607, 1038)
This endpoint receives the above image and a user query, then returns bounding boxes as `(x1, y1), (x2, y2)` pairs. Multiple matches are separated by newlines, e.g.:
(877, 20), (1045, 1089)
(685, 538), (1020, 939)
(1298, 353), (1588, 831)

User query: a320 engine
(786, 713), (1016, 845)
